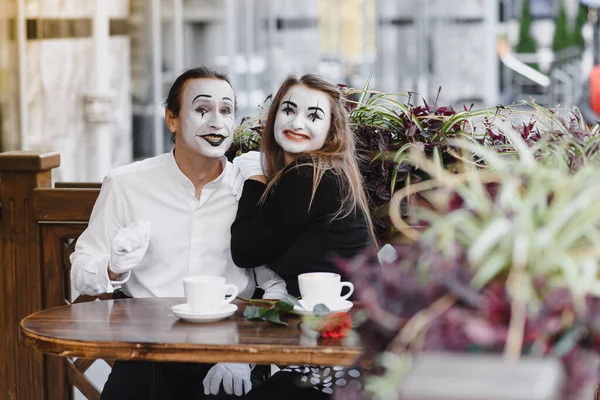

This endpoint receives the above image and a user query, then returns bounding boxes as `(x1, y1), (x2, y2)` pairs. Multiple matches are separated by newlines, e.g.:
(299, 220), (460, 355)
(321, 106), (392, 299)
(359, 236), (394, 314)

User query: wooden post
(0, 151), (64, 399)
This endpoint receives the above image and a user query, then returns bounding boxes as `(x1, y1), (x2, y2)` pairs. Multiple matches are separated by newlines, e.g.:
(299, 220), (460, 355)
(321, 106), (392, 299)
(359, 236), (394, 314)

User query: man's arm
(70, 175), (128, 296)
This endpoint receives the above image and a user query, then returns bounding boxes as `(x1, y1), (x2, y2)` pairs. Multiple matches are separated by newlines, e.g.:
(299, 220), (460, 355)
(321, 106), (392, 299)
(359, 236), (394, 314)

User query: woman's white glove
(203, 362), (252, 396)
(255, 266), (287, 300)
(109, 221), (151, 275)
(230, 151), (265, 200)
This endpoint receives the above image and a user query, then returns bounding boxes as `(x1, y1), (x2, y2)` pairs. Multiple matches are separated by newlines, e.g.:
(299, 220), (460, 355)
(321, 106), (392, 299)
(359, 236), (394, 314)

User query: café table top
(19, 297), (362, 366)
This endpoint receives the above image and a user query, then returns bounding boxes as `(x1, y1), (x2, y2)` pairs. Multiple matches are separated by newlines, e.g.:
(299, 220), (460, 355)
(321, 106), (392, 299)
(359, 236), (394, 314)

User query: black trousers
(101, 361), (271, 400)
(241, 371), (331, 400)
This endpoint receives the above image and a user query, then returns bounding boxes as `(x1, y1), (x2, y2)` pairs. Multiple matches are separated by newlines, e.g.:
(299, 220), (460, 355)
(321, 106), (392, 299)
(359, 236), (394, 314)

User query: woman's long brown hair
(260, 74), (376, 243)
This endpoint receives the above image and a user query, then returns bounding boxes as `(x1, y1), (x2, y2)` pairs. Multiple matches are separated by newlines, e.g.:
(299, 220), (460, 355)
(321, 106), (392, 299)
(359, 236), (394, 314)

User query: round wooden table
(19, 297), (362, 366)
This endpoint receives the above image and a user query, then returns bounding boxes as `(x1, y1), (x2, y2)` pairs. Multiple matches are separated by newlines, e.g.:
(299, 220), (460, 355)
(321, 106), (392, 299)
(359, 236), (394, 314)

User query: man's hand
(203, 363), (252, 396)
(109, 221), (151, 276)
(230, 151), (266, 200)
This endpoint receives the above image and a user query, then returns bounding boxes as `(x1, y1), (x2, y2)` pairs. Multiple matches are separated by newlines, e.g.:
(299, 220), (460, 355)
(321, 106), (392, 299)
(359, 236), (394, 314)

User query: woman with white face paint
(230, 75), (376, 399)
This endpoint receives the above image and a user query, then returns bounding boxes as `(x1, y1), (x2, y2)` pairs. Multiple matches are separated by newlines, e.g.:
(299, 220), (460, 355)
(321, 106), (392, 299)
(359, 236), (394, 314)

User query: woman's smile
(283, 130), (310, 142)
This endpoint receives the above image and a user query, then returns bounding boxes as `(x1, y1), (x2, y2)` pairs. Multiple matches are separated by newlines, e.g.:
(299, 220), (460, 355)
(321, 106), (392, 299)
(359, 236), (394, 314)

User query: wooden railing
(0, 151), (106, 400)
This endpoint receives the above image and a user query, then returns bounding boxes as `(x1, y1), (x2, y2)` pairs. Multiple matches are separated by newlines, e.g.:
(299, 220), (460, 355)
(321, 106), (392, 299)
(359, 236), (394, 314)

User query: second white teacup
(298, 272), (354, 310)
(183, 275), (238, 313)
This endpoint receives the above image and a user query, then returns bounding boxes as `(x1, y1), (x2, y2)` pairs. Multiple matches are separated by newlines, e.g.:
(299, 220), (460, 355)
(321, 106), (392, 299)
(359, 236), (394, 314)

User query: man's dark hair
(164, 66), (233, 118)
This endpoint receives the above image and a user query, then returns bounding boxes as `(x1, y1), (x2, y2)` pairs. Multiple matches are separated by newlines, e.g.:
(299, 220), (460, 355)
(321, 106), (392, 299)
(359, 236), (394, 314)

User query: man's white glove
(109, 221), (151, 276)
(230, 151), (265, 200)
(203, 362), (252, 396)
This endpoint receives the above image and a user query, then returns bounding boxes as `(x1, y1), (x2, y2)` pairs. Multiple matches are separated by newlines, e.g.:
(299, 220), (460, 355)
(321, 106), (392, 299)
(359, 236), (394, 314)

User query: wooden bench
(0, 151), (106, 400)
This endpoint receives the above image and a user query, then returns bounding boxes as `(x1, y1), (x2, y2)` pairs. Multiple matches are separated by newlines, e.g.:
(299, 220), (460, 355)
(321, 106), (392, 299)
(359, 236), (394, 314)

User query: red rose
(319, 312), (352, 339)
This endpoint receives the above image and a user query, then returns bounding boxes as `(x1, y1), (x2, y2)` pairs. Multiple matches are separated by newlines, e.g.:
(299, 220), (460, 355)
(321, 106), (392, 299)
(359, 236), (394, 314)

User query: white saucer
(292, 299), (353, 316)
(171, 303), (238, 323)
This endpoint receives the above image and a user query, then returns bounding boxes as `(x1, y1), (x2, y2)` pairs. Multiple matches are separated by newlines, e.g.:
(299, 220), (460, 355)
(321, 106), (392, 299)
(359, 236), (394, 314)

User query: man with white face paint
(70, 67), (285, 399)
(178, 78), (236, 159)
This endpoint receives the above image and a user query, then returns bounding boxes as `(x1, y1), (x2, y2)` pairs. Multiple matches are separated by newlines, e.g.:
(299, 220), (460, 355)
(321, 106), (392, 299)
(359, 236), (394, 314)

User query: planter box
(398, 353), (565, 400)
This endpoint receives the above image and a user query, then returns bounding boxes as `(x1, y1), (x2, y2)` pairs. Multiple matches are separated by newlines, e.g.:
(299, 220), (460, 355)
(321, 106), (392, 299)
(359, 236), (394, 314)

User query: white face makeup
(273, 84), (332, 161)
(179, 78), (235, 158)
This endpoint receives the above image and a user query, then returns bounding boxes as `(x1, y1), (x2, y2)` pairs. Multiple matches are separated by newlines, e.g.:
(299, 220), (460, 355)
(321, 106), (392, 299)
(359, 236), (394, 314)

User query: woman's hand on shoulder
(230, 151), (267, 198)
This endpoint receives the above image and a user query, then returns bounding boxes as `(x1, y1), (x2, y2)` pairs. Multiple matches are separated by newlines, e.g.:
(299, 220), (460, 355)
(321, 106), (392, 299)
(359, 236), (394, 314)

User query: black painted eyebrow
(192, 94), (212, 103)
(222, 97), (233, 103)
(307, 106), (325, 114)
(281, 100), (297, 108)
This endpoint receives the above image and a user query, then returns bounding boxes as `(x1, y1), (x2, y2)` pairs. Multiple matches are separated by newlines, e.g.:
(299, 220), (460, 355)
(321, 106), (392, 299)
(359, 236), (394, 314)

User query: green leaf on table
(243, 305), (263, 320)
(262, 308), (288, 326)
(243, 295), (301, 325)
(279, 294), (302, 309)
(276, 301), (294, 313)
(257, 306), (271, 318)
(313, 304), (331, 317)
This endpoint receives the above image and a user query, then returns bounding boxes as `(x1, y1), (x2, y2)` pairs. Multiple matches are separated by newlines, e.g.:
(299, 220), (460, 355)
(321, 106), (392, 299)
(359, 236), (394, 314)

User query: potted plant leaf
(336, 113), (600, 400)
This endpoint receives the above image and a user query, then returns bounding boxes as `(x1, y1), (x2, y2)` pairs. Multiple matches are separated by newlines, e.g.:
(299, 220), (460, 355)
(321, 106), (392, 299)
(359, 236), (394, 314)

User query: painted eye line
(281, 106), (294, 116)
(308, 101), (325, 122)
(279, 109), (323, 122)
(195, 108), (232, 117)
(281, 98), (297, 116)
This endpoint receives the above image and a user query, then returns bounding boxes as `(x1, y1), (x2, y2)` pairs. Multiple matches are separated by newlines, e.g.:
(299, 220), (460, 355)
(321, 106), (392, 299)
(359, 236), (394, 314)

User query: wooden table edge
(19, 319), (363, 366)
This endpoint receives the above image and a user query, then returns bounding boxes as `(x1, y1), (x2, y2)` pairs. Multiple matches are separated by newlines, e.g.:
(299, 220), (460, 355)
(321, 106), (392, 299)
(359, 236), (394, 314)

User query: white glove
(254, 266), (288, 300)
(203, 362), (252, 396)
(109, 221), (151, 275)
(230, 151), (265, 200)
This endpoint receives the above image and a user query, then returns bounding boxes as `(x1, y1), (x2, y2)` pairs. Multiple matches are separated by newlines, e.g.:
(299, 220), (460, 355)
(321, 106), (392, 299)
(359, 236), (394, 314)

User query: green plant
(345, 86), (488, 239)
(515, 0), (539, 71)
(334, 104), (600, 400)
(347, 89), (599, 240)
(338, 137), (600, 399)
(395, 139), (600, 299)
(553, 2), (572, 52)
(388, 104), (600, 290)
(225, 96), (272, 161)
(573, 4), (588, 50)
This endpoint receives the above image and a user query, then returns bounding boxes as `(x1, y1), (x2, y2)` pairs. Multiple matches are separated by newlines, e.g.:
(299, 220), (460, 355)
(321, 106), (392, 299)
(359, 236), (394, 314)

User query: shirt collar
(212, 158), (229, 186)
(167, 149), (229, 189)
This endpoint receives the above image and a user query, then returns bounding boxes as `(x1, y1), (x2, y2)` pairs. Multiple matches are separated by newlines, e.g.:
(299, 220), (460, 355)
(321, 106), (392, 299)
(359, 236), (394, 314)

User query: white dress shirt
(70, 151), (285, 299)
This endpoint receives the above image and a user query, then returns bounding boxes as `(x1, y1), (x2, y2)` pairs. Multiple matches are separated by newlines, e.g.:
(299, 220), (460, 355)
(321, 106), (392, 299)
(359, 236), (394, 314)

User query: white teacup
(298, 272), (354, 310)
(183, 276), (238, 313)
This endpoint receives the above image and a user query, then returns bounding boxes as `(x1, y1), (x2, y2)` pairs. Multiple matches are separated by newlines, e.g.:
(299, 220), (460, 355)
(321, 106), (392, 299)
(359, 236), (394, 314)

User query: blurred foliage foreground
(228, 81), (600, 399)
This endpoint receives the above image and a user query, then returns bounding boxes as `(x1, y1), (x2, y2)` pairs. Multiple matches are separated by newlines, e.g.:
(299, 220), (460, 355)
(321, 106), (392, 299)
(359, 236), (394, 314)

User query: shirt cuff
(109, 270), (131, 286)
(95, 253), (115, 294)
(74, 252), (116, 295)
